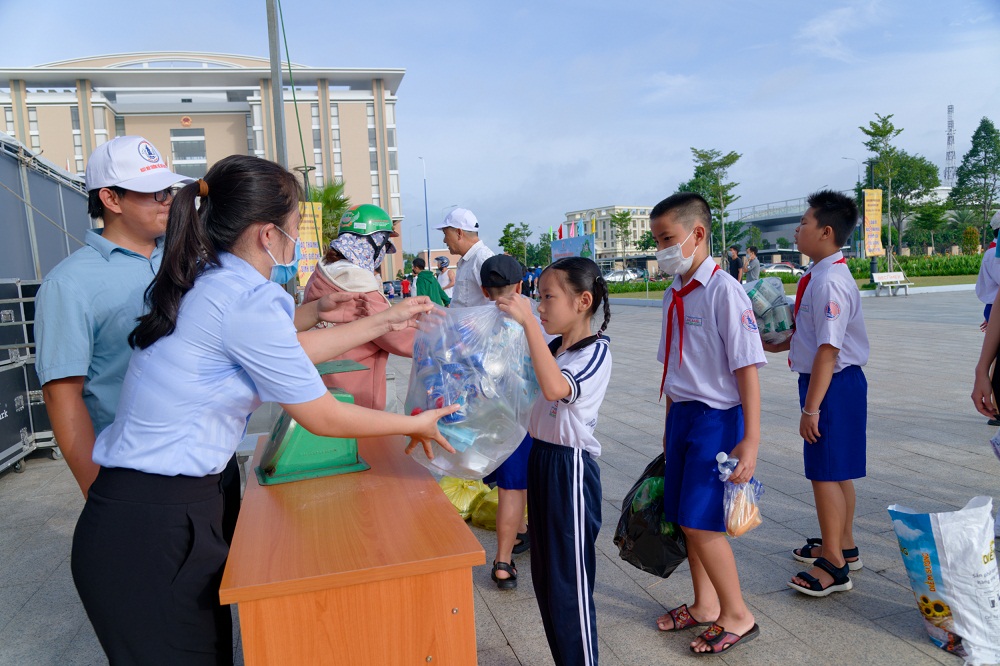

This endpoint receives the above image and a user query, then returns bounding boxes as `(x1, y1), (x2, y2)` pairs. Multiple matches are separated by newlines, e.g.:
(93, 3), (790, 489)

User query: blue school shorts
(662, 401), (744, 533)
(798, 365), (867, 482)
(484, 433), (533, 490)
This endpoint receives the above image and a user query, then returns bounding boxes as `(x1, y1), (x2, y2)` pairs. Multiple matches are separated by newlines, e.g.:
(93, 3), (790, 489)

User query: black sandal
(788, 556), (852, 597)
(491, 560), (517, 590)
(512, 531), (530, 555)
(792, 537), (863, 570)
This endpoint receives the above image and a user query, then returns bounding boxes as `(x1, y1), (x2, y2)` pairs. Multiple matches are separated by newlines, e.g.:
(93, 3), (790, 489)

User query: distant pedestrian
(726, 246), (743, 282)
(744, 246), (760, 283)
(401, 276), (411, 298)
(414, 257), (450, 306)
(386, 281), (395, 301)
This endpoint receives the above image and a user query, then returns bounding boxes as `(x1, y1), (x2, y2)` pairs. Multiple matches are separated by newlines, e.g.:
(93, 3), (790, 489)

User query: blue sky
(1, 0), (997, 252)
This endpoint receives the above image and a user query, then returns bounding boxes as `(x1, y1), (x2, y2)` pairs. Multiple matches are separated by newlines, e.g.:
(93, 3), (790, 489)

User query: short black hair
(87, 186), (126, 219)
(412, 257), (426, 270)
(649, 192), (712, 232)
(806, 190), (859, 246)
(748, 245), (758, 255)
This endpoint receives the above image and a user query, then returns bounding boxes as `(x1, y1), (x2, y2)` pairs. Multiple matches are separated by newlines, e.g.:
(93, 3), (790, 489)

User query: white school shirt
(529, 334), (611, 457)
(657, 257), (766, 411)
(975, 241), (1000, 305)
(451, 240), (494, 307)
(93, 252), (328, 477)
(788, 251), (870, 374)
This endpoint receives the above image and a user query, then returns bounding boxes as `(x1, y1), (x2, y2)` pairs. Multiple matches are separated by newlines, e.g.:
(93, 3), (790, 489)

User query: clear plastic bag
(743, 277), (794, 344)
(405, 304), (540, 479)
(723, 478), (763, 537)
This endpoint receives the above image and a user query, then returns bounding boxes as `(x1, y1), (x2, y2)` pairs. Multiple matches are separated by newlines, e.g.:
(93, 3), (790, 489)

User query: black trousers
(527, 440), (602, 666)
(72, 467), (233, 666)
(221, 454), (241, 546)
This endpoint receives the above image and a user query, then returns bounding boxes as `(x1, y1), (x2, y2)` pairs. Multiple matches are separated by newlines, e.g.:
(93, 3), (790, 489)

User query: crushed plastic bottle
(716, 451), (738, 482)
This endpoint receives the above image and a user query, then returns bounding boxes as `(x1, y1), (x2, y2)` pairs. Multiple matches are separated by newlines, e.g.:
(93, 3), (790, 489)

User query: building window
(245, 113), (255, 155)
(250, 103), (264, 158)
(329, 103), (342, 178)
(114, 115), (126, 137)
(2, 106), (14, 134)
(170, 128), (207, 178)
(26, 107), (40, 152)
(310, 103), (323, 187)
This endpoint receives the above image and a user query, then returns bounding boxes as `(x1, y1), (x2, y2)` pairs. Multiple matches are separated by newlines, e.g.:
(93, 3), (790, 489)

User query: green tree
(636, 230), (657, 252)
(401, 251), (417, 275)
(904, 201), (949, 253)
(950, 116), (1000, 245)
(498, 222), (532, 264)
(677, 147), (742, 255)
(609, 210), (633, 267)
(961, 226), (980, 255)
(760, 238), (771, 250)
(860, 113), (903, 268)
(746, 225), (762, 250)
(776, 237), (791, 248)
(867, 151), (941, 246)
(526, 231), (552, 267)
(309, 180), (351, 245)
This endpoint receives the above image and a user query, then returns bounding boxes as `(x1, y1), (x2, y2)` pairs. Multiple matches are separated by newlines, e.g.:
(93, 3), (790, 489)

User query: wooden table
(220, 435), (485, 665)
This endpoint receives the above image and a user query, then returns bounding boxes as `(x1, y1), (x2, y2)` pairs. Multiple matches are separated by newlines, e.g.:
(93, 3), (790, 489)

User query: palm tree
(310, 180), (351, 246)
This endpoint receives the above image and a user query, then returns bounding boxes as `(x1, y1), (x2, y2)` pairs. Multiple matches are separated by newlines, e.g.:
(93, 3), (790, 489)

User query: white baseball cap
(435, 207), (480, 231)
(991, 210), (1000, 231)
(85, 135), (194, 193)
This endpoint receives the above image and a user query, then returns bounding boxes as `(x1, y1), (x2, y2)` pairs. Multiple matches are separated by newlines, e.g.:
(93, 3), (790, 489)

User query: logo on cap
(137, 141), (160, 163)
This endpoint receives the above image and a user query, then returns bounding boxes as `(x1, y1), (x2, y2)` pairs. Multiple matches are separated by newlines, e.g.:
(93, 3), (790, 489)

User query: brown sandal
(657, 604), (712, 632)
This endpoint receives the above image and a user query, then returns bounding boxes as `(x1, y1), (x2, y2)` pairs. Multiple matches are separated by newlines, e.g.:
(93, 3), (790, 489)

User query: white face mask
(655, 230), (695, 276)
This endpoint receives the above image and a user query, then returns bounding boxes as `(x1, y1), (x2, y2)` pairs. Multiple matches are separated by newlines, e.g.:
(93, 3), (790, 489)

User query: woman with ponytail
(71, 155), (458, 665)
(495, 256), (612, 666)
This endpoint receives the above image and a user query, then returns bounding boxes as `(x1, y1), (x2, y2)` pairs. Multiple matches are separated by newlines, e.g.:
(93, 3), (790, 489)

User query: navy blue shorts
(798, 365), (867, 482)
(985, 303), (993, 321)
(484, 433), (532, 490)
(662, 401), (744, 533)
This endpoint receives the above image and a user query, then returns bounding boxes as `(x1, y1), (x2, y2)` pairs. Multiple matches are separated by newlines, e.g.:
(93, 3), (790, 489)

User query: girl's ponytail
(130, 181), (212, 349)
(595, 275), (611, 333)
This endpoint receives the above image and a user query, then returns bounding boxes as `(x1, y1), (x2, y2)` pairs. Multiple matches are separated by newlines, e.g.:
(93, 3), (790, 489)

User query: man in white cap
(436, 207), (494, 307)
(975, 210), (1000, 425)
(36, 136), (193, 498)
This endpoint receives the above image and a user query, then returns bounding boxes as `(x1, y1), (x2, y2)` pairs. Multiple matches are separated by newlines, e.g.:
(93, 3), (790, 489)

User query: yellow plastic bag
(470, 487), (500, 530)
(438, 477), (489, 520)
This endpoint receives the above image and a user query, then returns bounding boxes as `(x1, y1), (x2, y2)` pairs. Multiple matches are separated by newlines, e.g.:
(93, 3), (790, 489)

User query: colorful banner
(298, 201), (323, 284)
(551, 234), (596, 261)
(863, 189), (884, 257)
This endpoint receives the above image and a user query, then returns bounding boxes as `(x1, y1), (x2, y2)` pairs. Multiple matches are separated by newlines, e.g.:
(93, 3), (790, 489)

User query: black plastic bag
(613, 453), (687, 578)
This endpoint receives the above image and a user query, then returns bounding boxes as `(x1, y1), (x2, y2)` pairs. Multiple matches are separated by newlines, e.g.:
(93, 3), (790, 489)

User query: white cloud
(893, 519), (924, 541)
(796, 6), (860, 62)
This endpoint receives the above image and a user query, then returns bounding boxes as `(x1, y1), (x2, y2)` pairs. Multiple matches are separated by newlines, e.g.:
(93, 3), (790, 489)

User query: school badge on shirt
(740, 309), (758, 331)
(825, 301), (841, 320)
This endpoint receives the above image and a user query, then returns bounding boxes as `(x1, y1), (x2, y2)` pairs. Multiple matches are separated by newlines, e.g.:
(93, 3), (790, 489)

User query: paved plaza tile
(1, 291), (997, 665)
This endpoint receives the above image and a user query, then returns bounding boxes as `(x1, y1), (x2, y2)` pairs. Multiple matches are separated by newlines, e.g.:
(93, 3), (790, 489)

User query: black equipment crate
(0, 280), (29, 367)
(0, 361), (34, 474)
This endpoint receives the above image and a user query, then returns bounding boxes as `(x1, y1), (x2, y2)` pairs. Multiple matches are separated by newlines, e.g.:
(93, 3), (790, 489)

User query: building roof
(1, 51), (405, 94)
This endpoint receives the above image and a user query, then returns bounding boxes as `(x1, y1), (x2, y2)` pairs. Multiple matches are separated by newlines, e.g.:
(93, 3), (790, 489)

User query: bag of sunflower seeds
(888, 497), (1000, 665)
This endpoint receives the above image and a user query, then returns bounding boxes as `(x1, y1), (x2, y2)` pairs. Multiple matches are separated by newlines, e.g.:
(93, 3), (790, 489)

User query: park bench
(872, 271), (914, 296)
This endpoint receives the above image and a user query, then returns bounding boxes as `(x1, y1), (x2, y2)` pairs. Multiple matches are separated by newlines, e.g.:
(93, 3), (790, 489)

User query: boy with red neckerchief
(764, 189), (870, 598)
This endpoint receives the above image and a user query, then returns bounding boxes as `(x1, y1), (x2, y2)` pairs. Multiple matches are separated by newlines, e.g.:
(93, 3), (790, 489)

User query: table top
(220, 435), (485, 605)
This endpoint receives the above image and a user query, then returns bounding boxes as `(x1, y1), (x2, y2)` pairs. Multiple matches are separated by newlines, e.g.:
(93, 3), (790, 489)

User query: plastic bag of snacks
(438, 477), (489, 520)
(743, 277), (794, 344)
(613, 454), (687, 578)
(723, 478), (763, 537)
(888, 497), (1000, 665)
(470, 487), (499, 530)
(406, 305), (540, 479)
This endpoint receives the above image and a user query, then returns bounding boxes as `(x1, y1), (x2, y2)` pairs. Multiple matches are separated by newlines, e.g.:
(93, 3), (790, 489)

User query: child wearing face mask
(650, 192), (766, 656)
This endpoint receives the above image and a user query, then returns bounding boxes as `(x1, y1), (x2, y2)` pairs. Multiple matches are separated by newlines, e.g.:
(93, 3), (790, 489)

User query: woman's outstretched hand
(404, 404), (461, 459)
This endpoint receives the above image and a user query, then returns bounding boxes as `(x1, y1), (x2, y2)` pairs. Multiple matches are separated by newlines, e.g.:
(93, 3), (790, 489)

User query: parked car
(382, 280), (402, 297)
(603, 269), (641, 282)
(760, 263), (804, 278)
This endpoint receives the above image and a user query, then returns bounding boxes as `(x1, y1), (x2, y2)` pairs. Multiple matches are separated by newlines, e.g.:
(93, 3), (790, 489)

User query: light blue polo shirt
(93, 252), (327, 477)
(35, 229), (162, 436)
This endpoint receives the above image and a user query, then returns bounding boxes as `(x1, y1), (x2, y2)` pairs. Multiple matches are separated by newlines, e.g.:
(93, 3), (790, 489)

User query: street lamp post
(418, 157), (431, 267)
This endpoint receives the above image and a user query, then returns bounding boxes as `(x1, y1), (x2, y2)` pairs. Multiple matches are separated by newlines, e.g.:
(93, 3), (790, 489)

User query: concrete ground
(2, 290), (998, 665)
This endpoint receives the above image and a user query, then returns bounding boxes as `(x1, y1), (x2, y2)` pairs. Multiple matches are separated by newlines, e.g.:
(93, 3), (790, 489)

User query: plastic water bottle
(716, 452), (738, 481)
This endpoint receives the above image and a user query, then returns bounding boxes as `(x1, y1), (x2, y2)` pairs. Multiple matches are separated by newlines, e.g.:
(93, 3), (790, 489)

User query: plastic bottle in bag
(716, 452), (738, 481)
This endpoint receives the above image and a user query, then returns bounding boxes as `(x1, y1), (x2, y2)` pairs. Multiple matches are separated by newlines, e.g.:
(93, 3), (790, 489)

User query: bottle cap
(716, 452), (728, 463)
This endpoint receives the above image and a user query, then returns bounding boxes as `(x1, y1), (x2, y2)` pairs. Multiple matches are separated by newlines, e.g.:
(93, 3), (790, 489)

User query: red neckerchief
(659, 264), (720, 400)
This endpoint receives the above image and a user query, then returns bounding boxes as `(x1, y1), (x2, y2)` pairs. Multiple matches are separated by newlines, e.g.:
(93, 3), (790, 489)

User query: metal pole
(266, 0), (288, 168)
(419, 157), (430, 266)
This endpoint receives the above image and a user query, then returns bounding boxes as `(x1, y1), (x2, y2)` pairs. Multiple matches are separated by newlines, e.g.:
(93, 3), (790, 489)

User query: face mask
(655, 230), (695, 276)
(265, 226), (301, 284)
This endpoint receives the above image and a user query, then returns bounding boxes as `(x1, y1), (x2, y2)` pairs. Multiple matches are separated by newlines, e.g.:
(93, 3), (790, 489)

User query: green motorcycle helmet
(337, 203), (398, 254)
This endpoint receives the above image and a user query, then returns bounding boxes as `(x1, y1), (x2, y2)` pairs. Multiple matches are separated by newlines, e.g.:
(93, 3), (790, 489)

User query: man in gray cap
(436, 207), (495, 307)
(36, 136), (193, 499)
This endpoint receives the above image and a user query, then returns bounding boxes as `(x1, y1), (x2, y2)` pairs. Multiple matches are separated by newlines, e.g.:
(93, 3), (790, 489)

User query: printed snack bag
(888, 496), (1000, 665)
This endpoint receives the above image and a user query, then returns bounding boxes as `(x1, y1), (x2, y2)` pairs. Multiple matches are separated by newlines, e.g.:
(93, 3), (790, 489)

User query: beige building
(0, 51), (406, 279)
(563, 206), (653, 266)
